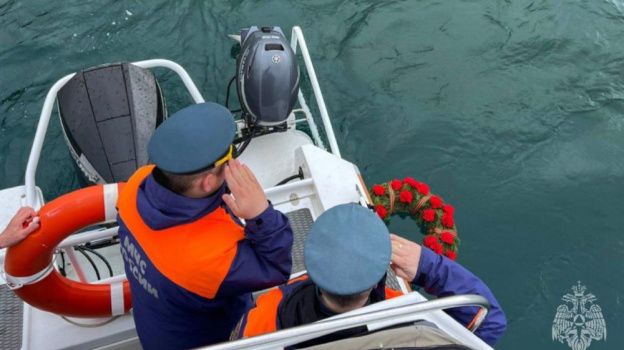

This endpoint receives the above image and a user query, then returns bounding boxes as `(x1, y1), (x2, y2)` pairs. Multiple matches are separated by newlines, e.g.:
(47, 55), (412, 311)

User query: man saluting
(116, 102), (293, 350)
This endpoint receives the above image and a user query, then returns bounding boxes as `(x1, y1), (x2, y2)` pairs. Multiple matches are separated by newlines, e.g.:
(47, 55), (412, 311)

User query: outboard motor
(236, 26), (300, 125)
(58, 63), (167, 185)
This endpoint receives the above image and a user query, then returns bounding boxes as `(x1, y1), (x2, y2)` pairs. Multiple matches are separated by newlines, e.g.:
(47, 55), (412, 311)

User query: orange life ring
(3, 184), (132, 318)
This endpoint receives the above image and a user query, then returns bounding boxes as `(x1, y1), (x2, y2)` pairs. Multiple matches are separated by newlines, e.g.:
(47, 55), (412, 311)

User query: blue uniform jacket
(117, 173), (293, 350)
(413, 247), (507, 345)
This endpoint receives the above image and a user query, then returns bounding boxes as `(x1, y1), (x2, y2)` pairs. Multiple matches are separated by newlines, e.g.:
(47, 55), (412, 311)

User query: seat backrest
(58, 63), (167, 184)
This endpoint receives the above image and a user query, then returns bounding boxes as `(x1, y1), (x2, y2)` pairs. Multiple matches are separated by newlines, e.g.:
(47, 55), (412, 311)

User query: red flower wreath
(370, 178), (459, 259)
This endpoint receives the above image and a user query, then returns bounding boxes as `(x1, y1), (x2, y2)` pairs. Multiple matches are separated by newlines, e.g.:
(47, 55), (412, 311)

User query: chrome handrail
(290, 26), (341, 158)
(200, 294), (490, 350)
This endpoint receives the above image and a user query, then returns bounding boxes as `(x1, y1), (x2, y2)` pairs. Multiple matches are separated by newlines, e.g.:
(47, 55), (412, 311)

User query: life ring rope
(1, 254), (57, 290)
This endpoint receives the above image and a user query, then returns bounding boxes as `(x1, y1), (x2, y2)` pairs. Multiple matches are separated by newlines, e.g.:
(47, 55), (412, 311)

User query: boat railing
(290, 26), (341, 158)
(199, 294), (491, 350)
(24, 27), (340, 210)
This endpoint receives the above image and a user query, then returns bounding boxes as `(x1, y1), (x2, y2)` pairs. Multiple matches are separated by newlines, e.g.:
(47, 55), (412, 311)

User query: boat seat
(57, 63), (167, 184)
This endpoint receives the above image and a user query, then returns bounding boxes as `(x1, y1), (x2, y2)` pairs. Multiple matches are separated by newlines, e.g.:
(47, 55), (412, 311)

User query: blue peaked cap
(148, 102), (236, 174)
(304, 203), (392, 295)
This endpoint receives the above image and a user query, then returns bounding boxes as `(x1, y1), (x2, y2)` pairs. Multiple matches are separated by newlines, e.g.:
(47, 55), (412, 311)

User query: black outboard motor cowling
(58, 63), (167, 185)
(236, 26), (300, 125)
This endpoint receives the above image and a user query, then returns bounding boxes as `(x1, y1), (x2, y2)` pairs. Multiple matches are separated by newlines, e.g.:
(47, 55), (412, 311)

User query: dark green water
(1, 1), (623, 349)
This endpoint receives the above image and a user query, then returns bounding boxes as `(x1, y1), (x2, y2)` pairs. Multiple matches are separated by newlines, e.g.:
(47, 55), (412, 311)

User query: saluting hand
(222, 159), (269, 220)
(0, 207), (40, 249)
(390, 234), (422, 283)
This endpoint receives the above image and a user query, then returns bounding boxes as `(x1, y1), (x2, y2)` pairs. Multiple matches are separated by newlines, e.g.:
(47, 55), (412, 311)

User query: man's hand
(222, 159), (269, 220)
(390, 234), (422, 283)
(0, 207), (40, 249)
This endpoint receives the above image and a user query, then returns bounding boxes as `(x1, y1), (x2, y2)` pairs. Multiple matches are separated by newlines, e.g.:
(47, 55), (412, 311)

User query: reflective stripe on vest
(117, 165), (245, 299)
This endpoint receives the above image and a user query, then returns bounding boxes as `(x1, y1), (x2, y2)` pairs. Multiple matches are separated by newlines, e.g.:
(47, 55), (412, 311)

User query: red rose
(443, 204), (454, 215)
(442, 213), (454, 228)
(430, 196), (442, 209)
(416, 183), (430, 195)
(444, 250), (457, 260)
(375, 204), (388, 218)
(422, 209), (436, 222)
(372, 185), (385, 196)
(440, 231), (454, 244)
(403, 177), (419, 187)
(391, 179), (402, 191)
(399, 190), (413, 203)
(423, 235), (438, 247)
(375, 204), (388, 219)
(431, 242), (443, 255)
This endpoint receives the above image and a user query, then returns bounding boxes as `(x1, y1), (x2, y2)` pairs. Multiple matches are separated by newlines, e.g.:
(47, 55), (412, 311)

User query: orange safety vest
(117, 165), (245, 299)
(240, 275), (405, 338)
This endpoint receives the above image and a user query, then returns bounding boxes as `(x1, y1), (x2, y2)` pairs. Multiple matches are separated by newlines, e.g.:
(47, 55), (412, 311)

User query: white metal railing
(290, 26), (341, 158)
(56, 227), (121, 283)
(200, 294), (490, 350)
(23, 59), (205, 209)
(292, 108), (326, 151)
(24, 28), (339, 207)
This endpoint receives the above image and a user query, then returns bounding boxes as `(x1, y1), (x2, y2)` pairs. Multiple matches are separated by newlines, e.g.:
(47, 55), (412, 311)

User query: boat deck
(0, 284), (22, 350)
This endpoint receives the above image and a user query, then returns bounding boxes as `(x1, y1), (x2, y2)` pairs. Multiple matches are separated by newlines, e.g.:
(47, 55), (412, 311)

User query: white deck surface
(238, 129), (313, 188)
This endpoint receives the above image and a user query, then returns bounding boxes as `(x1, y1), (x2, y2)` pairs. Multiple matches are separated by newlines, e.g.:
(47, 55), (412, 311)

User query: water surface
(1, 1), (623, 349)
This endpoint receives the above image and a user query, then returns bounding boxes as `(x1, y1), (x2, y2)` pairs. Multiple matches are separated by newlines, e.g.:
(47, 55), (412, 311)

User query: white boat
(0, 27), (493, 350)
